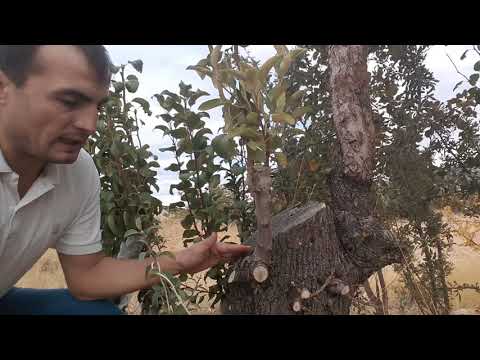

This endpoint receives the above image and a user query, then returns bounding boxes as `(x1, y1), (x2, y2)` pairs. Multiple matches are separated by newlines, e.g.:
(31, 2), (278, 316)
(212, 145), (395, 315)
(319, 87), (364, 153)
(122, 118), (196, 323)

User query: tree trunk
(222, 45), (406, 315)
(222, 202), (353, 314)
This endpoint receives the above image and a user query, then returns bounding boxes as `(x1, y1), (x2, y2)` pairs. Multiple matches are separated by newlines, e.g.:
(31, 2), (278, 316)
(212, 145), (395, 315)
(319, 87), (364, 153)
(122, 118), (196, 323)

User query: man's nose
(74, 107), (98, 135)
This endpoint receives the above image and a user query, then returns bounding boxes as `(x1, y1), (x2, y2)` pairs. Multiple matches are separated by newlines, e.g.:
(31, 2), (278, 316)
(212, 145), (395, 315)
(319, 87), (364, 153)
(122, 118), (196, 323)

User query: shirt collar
(0, 147), (12, 173)
(0, 147), (60, 185)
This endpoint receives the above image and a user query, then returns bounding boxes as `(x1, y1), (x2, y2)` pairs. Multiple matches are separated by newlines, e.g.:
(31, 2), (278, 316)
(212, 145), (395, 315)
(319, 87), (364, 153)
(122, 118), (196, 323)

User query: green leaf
(198, 98), (224, 111)
(171, 201), (186, 208)
(245, 112), (259, 126)
(247, 147), (266, 163)
(194, 128), (213, 139)
(160, 90), (181, 103)
(192, 135), (208, 152)
(246, 141), (265, 152)
(171, 103), (184, 114)
(276, 91), (286, 112)
(159, 145), (176, 152)
(271, 134), (283, 149)
(186, 160), (196, 171)
(186, 65), (212, 80)
(474, 60), (480, 72)
(128, 59), (143, 73)
(210, 174), (220, 189)
(469, 73), (479, 86)
(178, 138), (193, 154)
(110, 141), (123, 158)
(178, 171), (192, 181)
(275, 152), (288, 168)
(181, 214), (195, 229)
(389, 45), (403, 62)
(289, 48), (307, 59)
(170, 127), (189, 139)
(288, 90), (306, 105)
(183, 229), (199, 238)
(179, 81), (193, 97)
(104, 163), (114, 177)
(227, 126), (259, 140)
(107, 213), (121, 236)
(112, 81), (124, 93)
(189, 90), (210, 107)
(269, 82), (287, 102)
(292, 106), (313, 119)
(110, 64), (120, 74)
(125, 75), (139, 93)
(154, 125), (170, 134)
(258, 55), (281, 84)
(159, 114), (173, 122)
(221, 69), (247, 81)
(453, 81), (463, 92)
(211, 135), (237, 160)
(165, 163), (181, 172)
(272, 112), (296, 126)
(132, 97), (150, 115)
(278, 55), (293, 78)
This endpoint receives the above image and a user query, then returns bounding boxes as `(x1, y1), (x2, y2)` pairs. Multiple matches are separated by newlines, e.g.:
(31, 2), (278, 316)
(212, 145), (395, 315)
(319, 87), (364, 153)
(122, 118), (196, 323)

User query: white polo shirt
(0, 148), (103, 298)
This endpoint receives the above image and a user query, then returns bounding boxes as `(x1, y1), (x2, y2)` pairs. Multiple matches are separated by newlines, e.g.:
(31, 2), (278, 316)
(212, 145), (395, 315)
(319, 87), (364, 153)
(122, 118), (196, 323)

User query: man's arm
(58, 233), (251, 301)
(58, 251), (178, 301)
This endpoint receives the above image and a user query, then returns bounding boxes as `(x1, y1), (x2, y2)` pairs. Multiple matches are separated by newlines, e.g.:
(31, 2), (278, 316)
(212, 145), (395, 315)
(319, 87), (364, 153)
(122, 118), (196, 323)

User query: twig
(445, 51), (470, 82)
(310, 271), (335, 299)
(291, 155), (306, 207)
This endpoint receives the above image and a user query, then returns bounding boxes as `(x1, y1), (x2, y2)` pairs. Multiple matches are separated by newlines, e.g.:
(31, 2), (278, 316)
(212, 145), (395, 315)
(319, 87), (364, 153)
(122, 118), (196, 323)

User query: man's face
(0, 45), (109, 164)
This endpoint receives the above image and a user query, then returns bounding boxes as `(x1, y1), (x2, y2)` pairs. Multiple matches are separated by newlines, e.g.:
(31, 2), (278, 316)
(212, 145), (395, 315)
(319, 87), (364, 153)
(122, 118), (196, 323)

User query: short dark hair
(0, 45), (112, 87)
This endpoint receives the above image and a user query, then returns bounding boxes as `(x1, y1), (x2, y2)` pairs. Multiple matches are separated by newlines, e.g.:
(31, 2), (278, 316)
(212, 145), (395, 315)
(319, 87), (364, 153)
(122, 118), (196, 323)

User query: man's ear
(0, 71), (12, 106)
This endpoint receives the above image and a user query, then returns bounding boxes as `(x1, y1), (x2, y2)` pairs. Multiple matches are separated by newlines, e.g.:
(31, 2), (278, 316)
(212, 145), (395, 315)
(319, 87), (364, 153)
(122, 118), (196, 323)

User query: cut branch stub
(252, 262), (269, 283)
(249, 164), (273, 282)
(327, 278), (350, 296)
(226, 256), (269, 284)
(292, 300), (302, 312)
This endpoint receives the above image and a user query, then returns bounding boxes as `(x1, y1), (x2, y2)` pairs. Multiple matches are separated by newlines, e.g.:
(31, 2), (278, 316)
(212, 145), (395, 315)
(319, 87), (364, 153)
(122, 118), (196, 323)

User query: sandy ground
(15, 207), (480, 315)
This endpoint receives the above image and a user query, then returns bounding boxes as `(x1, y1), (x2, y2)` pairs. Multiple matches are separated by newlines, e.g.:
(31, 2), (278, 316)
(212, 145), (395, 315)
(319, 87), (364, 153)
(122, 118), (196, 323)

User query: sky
(104, 45), (479, 205)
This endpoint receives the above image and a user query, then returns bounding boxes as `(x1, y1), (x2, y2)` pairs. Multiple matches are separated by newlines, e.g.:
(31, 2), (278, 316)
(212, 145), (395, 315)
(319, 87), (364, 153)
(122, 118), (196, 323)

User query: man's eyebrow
(54, 89), (107, 105)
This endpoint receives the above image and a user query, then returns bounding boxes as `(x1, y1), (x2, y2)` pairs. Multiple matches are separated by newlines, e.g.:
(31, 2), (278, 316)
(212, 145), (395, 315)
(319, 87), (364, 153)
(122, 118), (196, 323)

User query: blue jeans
(0, 287), (124, 315)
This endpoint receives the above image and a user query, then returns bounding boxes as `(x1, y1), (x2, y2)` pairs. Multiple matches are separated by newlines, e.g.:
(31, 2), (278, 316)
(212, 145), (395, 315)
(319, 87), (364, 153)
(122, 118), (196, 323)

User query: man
(0, 45), (252, 315)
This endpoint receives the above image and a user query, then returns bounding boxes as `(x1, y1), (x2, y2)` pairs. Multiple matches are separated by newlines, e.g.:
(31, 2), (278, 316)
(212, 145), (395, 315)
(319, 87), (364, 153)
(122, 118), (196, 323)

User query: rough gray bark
(222, 45), (405, 315)
(327, 45), (404, 285)
(222, 202), (352, 314)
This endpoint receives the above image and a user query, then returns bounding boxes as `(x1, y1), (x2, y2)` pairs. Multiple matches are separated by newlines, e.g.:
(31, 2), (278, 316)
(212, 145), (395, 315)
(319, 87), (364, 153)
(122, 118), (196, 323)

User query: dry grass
(16, 207), (480, 315)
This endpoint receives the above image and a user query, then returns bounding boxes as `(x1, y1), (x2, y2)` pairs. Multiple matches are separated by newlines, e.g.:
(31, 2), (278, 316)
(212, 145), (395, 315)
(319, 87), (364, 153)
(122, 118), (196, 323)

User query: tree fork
(327, 45), (405, 283)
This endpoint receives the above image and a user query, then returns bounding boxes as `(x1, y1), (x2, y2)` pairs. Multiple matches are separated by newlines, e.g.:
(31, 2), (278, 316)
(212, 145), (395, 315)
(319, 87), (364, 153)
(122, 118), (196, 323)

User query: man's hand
(58, 232), (252, 301)
(174, 233), (253, 274)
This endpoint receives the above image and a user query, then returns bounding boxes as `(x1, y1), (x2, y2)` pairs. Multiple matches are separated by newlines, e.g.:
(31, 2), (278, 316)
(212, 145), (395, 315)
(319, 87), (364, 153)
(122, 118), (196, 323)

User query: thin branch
(290, 155), (306, 207)
(445, 51), (470, 82)
(310, 271), (335, 299)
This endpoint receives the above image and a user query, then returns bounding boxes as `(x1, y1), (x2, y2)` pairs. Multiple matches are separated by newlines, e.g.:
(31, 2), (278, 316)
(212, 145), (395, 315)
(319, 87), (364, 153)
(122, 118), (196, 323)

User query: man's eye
(59, 98), (79, 109)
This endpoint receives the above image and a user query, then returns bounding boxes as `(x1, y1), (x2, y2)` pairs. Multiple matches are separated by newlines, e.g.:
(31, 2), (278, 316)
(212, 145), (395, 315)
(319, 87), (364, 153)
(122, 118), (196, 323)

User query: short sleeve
(55, 154), (103, 255)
